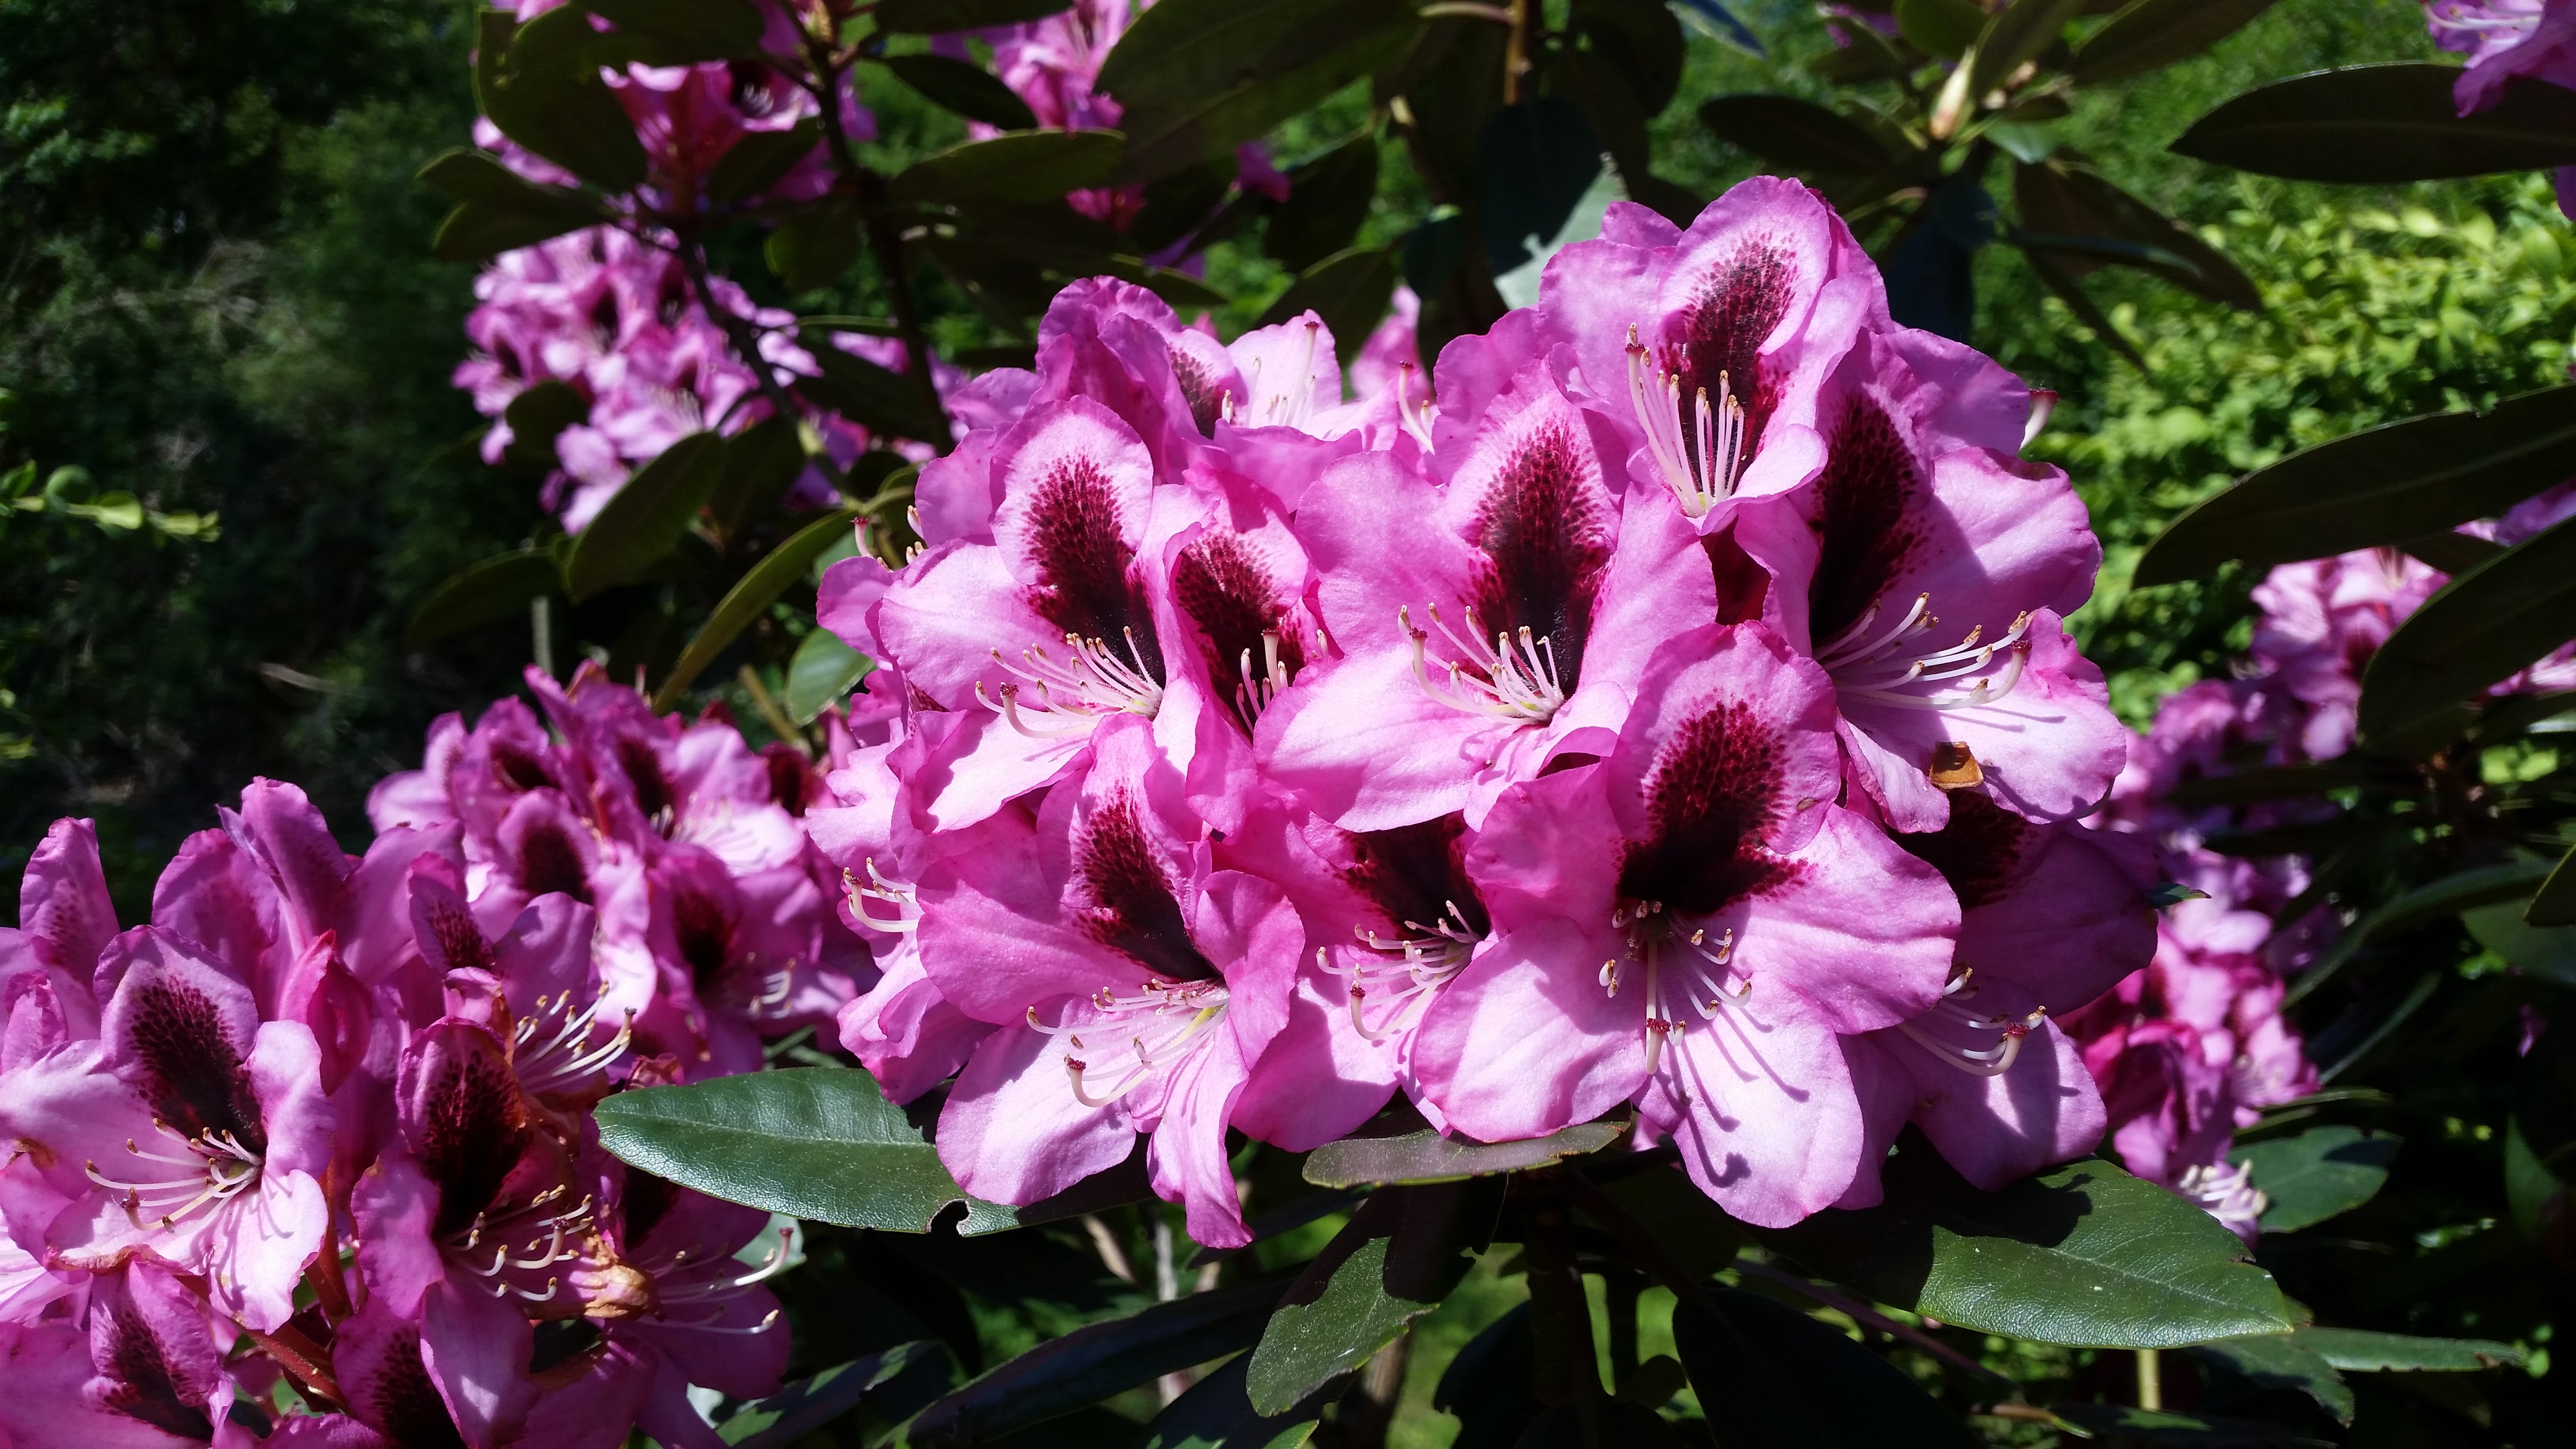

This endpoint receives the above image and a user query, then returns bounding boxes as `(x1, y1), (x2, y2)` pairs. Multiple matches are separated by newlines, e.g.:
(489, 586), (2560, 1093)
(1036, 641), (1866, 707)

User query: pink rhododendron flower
(2426, 0), (2576, 214)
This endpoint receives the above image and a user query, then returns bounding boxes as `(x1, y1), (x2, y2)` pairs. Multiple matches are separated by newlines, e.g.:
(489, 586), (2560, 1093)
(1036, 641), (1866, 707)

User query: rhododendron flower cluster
(2426, 0), (2576, 215)
(812, 177), (2159, 1244)
(0, 668), (859, 1446)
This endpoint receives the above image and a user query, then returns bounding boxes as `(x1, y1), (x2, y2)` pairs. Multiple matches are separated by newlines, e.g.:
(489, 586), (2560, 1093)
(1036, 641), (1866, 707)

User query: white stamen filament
(513, 993), (634, 1096)
(1626, 327), (1749, 518)
(1896, 968), (2045, 1078)
(846, 858), (921, 933)
(1399, 603), (1567, 725)
(1028, 978), (1228, 1109)
(1322, 901), (1482, 1043)
(1227, 322), (1325, 431)
(1234, 631), (1291, 727)
(1396, 363), (1438, 450)
(977, 629), (1164, 735)
(1813, 596), (2032, 711)
(86, 1128), (264, 1228)
(2177, 1160), (2270, 1229)
(1610, 903), (1756, 1079)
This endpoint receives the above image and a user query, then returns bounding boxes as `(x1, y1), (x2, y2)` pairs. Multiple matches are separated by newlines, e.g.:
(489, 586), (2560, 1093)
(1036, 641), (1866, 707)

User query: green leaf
(2506, 1116), (2563, 1240)
(2464, 897), (2576, 984)
(2190, 1335), (2353, 1425)
(1303, 1122), (1624, 1189)
(786, 628), (870, 724)
(655, 505), (862, 708)
(1670, 1286), (1980, 1448)
(1140, 1351), (1345, 1449)
(2293, 1327), (2527, 1373)
(2171, 64), (2576, 182)
(419, 149), (613, 260)
(1572, 0), (1687, 115)
(2360, 514), (2576, 749)
(430, 201), (597, 262)
(404, 549), (559, 646)
(907, 1276), (1293, 1445)
(1753, 1154), (2292, 1348)
(1697, 94), (1900, 175)
(2398, 529), (2507, 575)
(890, 129), (1126, 206)
(873, 0), (1076, 33)
(1243, 1180), (1497, 1414)
(2285, 858), (2556, 1005)
(2010, 160), (2261, 309)
(766, 193), (864, 293)
(2133, 383), (2576, 585)
(563, 432), (728, 602)
(1096, 0), (1419, 183)
(2228, 1127), (2399, 1234)
(593, 1066), (1005, 1230)
(1596, 1162), (1745, 1280)
(881, 53), (1040, 131)
(706, 415), (810, 538)
(707, 118), (823, 205)
(718, 1341), (953, 1448)
(798, 338), (950, 443)
(1811, 15), (1912, 83)
(2072, 0), (2286, 84)
(1265, 129), (1379, 273)
(1969, 0), (2088, 98)
(477, 9), (649, 193)
(2532, 842), (2576, 929)
(1895, 0), (1988, 59)
(1555, 43), (1699, 226)
(1257, 247), (1397, 362)
(588, 0), (765, 62)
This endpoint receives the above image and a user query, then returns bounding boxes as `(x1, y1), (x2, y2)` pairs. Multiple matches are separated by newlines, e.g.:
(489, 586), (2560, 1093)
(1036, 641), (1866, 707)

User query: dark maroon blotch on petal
(125, 979), (267, 1156)
(1469, 420), (1609, 691)
(92, 1298), (217, 1440)
(1807, 393), (1926, 645)
(617, 737), (673, 824)
(371, 1327), (470, 1449)
(1664, 241), (1794, 485)
(418, 892), (497, 977)
(1345, 815), (1490, 938)
(672, 886), (734, 992)
(1022, 457), (1165, 683)
(518, 821), (592, 903)
(1896, 789), (2029, 911)
(1172, 352), (1228, 436)
(1172, 532), (1304, 733)
(1075, 794), (1214, 982)
(1618, 702), (1805, 915)
(762, 741), (818, 817)
(411, 1034), (537, 1240)
(491, 743), (554, 794)
(1703, 524), (1770, 627)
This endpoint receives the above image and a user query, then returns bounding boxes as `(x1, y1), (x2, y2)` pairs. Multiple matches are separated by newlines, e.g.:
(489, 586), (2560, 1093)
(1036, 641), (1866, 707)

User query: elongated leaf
(1812, 15), (1911, 82)
(889, 129), (1125, 205)
(1096, 0), (1418, 183)
(706, 415), (809, 538)
(1479, 97), (1605, 273)
(655, 505), (860, 708)
(881, 53), (1039, 131)
(2361, 514), (2576, 747)
(406, 549), (559, 646)
(1266, 129), (1379, 272)
(1896, 0), (1987, 58)
(2294, 1328), (2526, 1372)
(907, 1276), (1292, 1445)
(2071, 0), (2284, 83)
(418, 148), (608, 222)
(718, 1341), (953, 1448)
(786, 628), (870, 724)
(1671, 1287), (1979, 1448)
(1433, 1304), (1539, 1446)
(593, 1067), (995, 1229)
(590, 0), (764, 61)
(1754, 1154), (2292, 1347)
(799, 340), (949, 443)
(2012, 160), (2261, 309)
(2399, 529), (2506, 575)
(432, 201), (598, 262)
(1674, 0), (1765, 53)
(477, 10), (648, 193)
(563, 432), (726, 601)
(1303, 1123), (1622, 1189)
(1140, 1352), (1346, 1449)
(2172, 64), (2576, 181)
(1698, 94), (1900, 174)
(2283, 858), (2555, 1005)
(2228, 1127), (2399, 1233)
(2533, 842), (2576, 928)
(2464, 898), (2576, 983)
(707, 118), (823, 205)
(1257, 247), (1398, 360)
(2191, 1335), (2353, 1425)
(1556, 43), (1698, 225)
(1244, 1181), (1496, 1414)
(874, 0), (1075, 32)
(2134, 383), (2576, 585)
(1970, 0), (2088, 97)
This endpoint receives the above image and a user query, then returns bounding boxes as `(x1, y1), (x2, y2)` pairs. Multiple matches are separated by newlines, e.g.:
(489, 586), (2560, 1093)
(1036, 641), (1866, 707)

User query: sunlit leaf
(2229, 1127), (2400, 1233)
(564, 431), (727, 602)
(1303, 1122), (1624, 1189)
(1243, 1180), (1497, 1413)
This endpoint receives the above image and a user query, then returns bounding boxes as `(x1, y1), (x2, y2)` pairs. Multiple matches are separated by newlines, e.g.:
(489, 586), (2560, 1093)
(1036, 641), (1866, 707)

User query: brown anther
(1929, 741), (1984, 790)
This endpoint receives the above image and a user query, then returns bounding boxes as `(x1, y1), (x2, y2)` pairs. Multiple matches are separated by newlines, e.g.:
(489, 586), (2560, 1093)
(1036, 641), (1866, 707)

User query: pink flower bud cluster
(0, 667), (866, 1446)
(810, 178), (2158, 1244)
(2425, 0), (2576, 216)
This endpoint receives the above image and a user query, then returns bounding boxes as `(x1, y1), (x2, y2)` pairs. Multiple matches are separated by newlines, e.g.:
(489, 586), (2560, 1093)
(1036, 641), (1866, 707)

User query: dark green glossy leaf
(2163, 757), (2391, 806)
(2134, 382), (2576, 585)
(1596, 1162), (1744, 1280)
(881, 53), (1040, 131)
(1097, 0), (1418, 183)
(1243, 1180), (1497, 1414)
(799, 338), (950, 443)
(2047, 1403), (2334, 1446)
(2293, 1328), (2526, 1372)
(2191, 1335), (2353, 1425)
(1811, 16), (1911, 82)
(706, 415), (809, 538)
(655, 504), (860, 707)
(1970, 0), (2088, 97)
(874, 0), (1075, 33)
(563, 431), (727, 602)
(707, 118), (823, 205)
(1266, 129), (1379, 273)
(2071, 0), (2283, 83)
(1896, 0), (1988, 59)
(1671, 1286), (1979, 1448)
(1754, 1154), (2292, 1347)
(1139, 1342), (1345, 1449)
(592, 1066), (996, 1230)
(1257, 247), (1398, 362)
(418, 149), (609, 238)
(2398, 529), (2507, 575)
(1556, 44), (1698, 225)
(1698, 94), (1899, 175)
(2012, 160), (2261, 308)
(718, 1341), (953, 1448)
(891, 130), (1123, 206)
(2361, 514), (2576, 748)
(431, 201), (590, 263)
(405, 549), (559, 646)
(2282, 858), (2555, 1005)
(2464, 898), (2576, 983)
(589, 0), (765, 62)
(1434, 1305), (1537, 1449)
(766, 193), (864, 293)
(907, 1276), (1292, 1446)
(2532, 842), (2576, 928)
(786, 627), (870, 724)
(1303, 1122), (1624, 1189)
(477, 10), (649, 192)
(1479, 97), (1605, 273)
(2228, 1127), (2399, 1233)
(2172, 64), (2576, 182)
(1573, 0), (1686, 114)
(2506, 1116), (2564, 1239)
(2020, 242), (2145, 367)
(499, 379), (593, 474)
